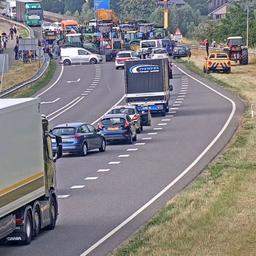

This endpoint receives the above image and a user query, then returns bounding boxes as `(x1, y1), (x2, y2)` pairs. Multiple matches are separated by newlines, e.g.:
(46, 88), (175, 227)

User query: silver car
(60, 47), (103, 65)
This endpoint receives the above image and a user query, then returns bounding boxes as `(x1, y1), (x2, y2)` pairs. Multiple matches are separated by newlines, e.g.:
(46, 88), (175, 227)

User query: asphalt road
(0, 60), (243, 256)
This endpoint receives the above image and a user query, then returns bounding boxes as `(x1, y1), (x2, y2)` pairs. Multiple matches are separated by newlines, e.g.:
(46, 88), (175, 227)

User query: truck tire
(240, 49), (248, 65)
(22, 211), (33, 245)
(46, 194), (57, 230)
(33, 205), (41, 238)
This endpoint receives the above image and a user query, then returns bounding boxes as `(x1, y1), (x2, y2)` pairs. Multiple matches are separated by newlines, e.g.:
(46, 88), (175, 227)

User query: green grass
(112, 59), (256, 256)
(11, 60), (56, 98)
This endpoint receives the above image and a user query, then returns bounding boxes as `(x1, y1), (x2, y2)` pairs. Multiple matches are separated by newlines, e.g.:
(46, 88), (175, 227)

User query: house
(208, 2), (229, 20)
(208, 0), (228, 13)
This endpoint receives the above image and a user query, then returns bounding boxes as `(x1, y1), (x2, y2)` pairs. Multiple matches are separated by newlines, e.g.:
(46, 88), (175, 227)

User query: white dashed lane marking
(153, 127), (163, 130)
(85, 177), (98, 180)
(97, 169), (110, 173)
(142, 137), (152, 140)
(147, 132), (157, 135)
(57, 195), (70, 199)
(135, 142), (146, 146)
(118, 154), (130, 158)
(108, 162), (121, 165)
(70, 185), (85, 189)
(161, 118), (170, 121)
(127, 148), (138, 152)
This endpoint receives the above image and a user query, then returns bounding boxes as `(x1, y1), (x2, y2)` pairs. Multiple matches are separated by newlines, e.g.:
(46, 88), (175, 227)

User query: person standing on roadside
(204, 38), (209, 56)
(14, 44), (19, 60)
(13, 25), (17, 35)
(9, 27), (14, 40)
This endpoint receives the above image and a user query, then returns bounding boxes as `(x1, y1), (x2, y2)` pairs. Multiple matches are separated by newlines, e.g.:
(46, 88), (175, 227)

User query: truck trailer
(0, 98), (62, 244)
(16, 0), (43, 26)
(125, 58), (171, 116)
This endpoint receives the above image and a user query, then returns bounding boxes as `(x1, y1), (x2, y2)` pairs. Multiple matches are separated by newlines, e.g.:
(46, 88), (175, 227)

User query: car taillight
(132, 114), (140, 121)
(227, 61), (231, 65)
(97, 122), (104, 130)
(16, 218), (23, 225)
(124, 120), (130, 128)
(208, 61), (212, 66)
(74, 134), (81, 139)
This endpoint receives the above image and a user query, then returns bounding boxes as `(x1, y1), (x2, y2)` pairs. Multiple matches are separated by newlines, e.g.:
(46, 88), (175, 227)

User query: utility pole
(163, 0), (169, 30)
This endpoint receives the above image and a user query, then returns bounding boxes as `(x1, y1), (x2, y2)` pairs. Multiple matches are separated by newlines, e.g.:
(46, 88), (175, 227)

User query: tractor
(223, 36), (248, 65)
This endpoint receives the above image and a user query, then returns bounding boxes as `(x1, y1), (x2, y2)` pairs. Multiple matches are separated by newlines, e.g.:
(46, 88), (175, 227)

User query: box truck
(16, 0), (43, 26)
(125, 58), (171, 116)
(5, 0), (16, 20)
(0, 98), (62, 244)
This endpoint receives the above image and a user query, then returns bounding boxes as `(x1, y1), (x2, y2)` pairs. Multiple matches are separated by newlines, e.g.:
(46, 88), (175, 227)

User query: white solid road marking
(118, 154), (130, 158)
(97, 169), (110, 173)
(84, 177), (98, 180)
(127, 148), (138, 152)
(153, 127), (163, 130)
(177, 95), (185, 98)
(89, 85), (96, 88)
(147, 132), (157, 135)
(169, 111), (176, 114)
(48, 97), (85, 121)
(158, 123), (167, 126)
(37, 65), (64, 97)
(41, 98), (60, 104)
(57, 195), (70, 199)
(179, 92), (187, 95)
(173, 104), (181, 107)
(161, 118), (170, 121)
(70, 185), (85, 189)
(87, 88), (94, 91)
(175, 101), (183, 104)
(84, 90), (91, 93)
(67, 78), (81, 84)
(80, 65), (237, 256)
(171, 107), (179, 110)
(142, 137), (152, 140)
(81, 93), (88, 96)
(135, 142), (146, 146)
(108, 162), (121, 165)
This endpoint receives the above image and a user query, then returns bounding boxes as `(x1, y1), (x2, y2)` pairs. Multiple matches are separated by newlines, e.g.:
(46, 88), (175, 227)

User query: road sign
(94, 0), (110, 10)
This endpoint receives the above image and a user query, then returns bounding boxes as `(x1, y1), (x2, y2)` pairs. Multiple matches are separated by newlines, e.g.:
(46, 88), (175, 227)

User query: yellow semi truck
(0, 98), (62, 244)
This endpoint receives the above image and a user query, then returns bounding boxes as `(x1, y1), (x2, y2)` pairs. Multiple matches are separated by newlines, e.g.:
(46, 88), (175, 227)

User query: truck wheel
(90, 58), (97, 64)
(63, 59), (71, 65)
(22, 211), (33, 245)
(240, 49), (248, 65)
(46, 194), (57, 230)
(99, 139), (106, 152)
(80, 143), (88, 156)
(33, 206), (41, 238)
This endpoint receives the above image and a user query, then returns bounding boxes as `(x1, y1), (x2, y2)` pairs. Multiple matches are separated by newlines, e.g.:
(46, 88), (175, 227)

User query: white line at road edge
(36, 65), (64, 97)
(80, 65), (237, 256)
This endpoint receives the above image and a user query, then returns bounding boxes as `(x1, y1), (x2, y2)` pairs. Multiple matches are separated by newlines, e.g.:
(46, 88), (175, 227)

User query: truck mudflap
(0, 214), (16, 241)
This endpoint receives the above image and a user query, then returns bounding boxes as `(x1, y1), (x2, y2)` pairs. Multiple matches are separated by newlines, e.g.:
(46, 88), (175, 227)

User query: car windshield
(216, 54), (228, 59)
(51, 127), (76, 136)
(228, 38), (243, 45)
(117, 53), (131, 58)
(141, 41), (156, 48)
(111, 108), (135, 115)
(102, 118), (125, 127)
(153, 49), (167, 54)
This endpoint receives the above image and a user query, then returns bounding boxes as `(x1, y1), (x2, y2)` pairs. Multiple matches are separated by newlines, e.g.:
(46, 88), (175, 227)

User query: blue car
(97, 114), (137, 144)
(50, 122), (106, 156)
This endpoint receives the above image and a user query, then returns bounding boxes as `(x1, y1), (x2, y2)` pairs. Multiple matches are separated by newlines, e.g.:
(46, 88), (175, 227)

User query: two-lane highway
(0, 60), (243, 256)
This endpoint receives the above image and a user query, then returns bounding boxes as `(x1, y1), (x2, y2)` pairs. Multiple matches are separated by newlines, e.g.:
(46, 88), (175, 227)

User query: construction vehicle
(0, 98), (62, 244)
(223, 36), (248, 65)
(203, 52), (231, 74)
(95, 9), (119, 25)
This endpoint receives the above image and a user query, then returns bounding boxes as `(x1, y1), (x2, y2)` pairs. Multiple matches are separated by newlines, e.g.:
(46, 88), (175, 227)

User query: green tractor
(223, 36), (248, 65)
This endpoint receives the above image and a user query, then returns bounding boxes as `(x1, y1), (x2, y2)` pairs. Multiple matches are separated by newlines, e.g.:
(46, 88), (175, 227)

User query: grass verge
(10, 60), (56, 97)
(112, 50), (256, 255)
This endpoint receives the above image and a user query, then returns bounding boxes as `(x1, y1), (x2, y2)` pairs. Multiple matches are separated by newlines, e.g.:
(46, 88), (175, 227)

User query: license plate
(108, 127), (119, 131)
(51, 139), (56, 143)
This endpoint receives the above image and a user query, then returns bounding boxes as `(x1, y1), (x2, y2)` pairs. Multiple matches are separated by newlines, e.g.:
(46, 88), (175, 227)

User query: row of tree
(41, 0), (256, 46)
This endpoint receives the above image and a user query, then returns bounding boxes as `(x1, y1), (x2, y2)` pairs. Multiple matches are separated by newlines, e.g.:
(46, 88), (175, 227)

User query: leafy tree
(186, 0), (208, 15)
(64, 0), (84, 13)
(42, 0), (65, 13)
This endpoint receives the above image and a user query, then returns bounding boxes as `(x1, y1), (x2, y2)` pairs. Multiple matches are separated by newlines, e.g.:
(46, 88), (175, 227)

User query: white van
(60, 47), (103, 65)
(139, 39), (161, 54)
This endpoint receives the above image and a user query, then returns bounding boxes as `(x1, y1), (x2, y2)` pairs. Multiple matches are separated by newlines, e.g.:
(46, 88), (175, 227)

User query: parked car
(60, 47), (103, 65)
(108, 105), (143, 133)
(203, 52), (231, 74)
(150, 48), (169, 59)
(115, 50), (139, 69)
(49, 22), (62, 32)
(97, 114), (137, 144)
(172, 44), (191, 59)
(50, 122), (106, 156)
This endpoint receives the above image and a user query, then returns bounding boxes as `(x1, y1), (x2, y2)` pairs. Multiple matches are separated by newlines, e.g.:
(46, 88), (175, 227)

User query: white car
(49, 22), (61, 32)
(150, 48), (169, 59)
(115, 51), (139, 69)
(60, 47), (103, 65)
(41, 21), (51, 31)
